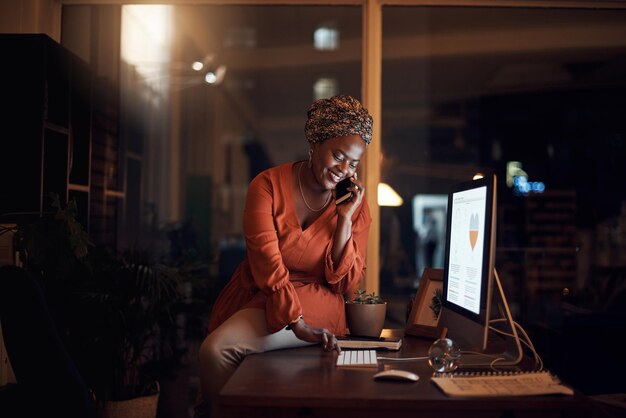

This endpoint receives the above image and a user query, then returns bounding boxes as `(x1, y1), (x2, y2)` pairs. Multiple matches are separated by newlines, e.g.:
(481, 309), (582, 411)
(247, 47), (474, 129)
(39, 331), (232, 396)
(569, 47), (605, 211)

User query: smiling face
(310, 134), (367, 191)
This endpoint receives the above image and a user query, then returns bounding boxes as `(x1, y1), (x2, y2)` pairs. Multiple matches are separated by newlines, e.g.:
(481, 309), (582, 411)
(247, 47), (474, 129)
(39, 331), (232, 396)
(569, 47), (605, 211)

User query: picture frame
(405, 268), (444, 339)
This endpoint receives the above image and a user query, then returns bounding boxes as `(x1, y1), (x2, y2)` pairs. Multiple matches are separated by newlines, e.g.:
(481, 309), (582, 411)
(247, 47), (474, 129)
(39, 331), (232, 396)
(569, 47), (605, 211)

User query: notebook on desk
(431, 370), (574, 397)
(337, 335), (402, 350)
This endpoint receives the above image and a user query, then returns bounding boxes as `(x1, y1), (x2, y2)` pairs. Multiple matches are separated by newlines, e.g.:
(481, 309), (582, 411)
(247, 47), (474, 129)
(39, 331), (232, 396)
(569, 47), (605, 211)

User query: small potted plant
(345, 289), (387, 338)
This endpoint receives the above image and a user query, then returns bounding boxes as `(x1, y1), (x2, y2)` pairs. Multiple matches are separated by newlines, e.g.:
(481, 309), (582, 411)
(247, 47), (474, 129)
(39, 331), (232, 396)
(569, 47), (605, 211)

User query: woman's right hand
(290, 318), (341, 353)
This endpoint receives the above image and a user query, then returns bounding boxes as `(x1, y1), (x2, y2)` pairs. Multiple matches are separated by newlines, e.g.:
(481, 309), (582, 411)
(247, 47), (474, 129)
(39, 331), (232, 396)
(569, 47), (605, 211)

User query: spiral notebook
(431, 370), (574, 397)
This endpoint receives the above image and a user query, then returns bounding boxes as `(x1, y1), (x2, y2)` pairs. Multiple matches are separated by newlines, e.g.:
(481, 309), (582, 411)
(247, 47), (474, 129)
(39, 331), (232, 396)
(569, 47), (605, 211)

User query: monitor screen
(439, 175), (497, 352)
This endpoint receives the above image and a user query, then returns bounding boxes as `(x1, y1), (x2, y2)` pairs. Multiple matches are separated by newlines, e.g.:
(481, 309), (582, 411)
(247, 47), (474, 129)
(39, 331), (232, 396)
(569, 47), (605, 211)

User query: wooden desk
(220, 330), (590, 418)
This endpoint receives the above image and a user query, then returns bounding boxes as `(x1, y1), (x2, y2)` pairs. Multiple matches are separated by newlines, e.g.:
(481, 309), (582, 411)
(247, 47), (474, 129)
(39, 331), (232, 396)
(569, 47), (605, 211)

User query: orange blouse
(207, 162), (371, 335)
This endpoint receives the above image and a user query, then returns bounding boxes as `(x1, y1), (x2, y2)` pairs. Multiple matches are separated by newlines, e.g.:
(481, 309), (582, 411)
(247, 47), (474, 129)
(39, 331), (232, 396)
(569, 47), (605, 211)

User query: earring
(307, 149), (313, 168)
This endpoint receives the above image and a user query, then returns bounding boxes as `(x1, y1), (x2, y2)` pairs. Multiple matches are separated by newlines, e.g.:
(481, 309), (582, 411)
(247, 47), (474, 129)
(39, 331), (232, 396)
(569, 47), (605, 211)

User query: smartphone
(335, 177), (353, 205)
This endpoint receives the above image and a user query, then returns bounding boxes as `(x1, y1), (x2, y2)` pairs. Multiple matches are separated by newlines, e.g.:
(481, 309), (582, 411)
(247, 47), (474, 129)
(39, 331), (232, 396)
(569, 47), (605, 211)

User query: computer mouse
(373, 369), (419, 382)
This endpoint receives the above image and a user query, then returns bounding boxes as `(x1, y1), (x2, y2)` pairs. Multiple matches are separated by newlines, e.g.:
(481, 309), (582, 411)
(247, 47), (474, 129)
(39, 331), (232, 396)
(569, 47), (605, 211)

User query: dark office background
(1, 3), (625, 415)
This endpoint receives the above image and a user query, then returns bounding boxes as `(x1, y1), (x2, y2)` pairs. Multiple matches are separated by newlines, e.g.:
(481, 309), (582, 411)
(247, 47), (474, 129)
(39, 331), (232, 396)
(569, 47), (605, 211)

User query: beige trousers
(198, 308), (312, 416)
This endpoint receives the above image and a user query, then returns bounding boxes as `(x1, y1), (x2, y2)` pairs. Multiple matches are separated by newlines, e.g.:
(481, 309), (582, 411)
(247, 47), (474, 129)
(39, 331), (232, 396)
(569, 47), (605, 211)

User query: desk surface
(220, 329), (589, 418)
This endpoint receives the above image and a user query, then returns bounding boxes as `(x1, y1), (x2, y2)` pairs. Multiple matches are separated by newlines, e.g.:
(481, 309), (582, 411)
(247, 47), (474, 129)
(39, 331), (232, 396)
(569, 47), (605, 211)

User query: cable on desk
(377, 356), (429, 361)
(489, 318), (544, 371)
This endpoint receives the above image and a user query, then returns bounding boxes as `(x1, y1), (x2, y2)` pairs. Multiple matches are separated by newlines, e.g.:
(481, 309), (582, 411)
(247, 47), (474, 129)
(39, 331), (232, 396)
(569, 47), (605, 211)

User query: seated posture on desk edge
(198, 95), (373, 417)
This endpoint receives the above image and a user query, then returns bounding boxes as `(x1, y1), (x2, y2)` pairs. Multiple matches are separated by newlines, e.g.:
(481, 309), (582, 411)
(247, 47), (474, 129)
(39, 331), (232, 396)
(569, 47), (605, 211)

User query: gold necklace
(298, 162), (331, 212)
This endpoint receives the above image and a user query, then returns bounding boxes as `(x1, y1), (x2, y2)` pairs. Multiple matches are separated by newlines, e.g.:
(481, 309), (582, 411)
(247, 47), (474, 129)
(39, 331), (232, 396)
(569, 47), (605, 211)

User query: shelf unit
(523, 190), (578, 297)
(0, 34), (92, 228)
(90, 76), (123, 250)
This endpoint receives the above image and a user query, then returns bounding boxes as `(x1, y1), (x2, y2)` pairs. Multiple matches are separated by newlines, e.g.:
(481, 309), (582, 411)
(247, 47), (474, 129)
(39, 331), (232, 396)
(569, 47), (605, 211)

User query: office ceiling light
(378, 183), (403, 207)
(314, 24), (339, 51)
(204, 65), (227, 85)
(313, 78), (338, 101)
(193, 53), (218, 74)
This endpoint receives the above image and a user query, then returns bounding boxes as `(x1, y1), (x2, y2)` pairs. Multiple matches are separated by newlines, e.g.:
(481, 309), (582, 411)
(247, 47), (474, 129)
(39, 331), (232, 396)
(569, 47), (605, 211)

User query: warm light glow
(192, 61), (204, 71)
(378, 183), (403, 207)
(506, 161), (528, 187)
(473, 173), (485, 180)
(205, 72), (217, 84)
(204, 65), (227, 85)
(121, 5), (172, 94)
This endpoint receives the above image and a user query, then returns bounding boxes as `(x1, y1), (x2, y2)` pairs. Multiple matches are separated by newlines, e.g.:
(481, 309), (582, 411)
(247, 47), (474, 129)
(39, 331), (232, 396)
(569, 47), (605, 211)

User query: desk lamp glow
(378, 183), (403, 207)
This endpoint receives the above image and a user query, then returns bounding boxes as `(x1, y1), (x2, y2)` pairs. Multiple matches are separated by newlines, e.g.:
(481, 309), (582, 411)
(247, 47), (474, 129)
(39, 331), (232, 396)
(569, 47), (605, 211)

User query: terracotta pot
(345, 302), (387, 338)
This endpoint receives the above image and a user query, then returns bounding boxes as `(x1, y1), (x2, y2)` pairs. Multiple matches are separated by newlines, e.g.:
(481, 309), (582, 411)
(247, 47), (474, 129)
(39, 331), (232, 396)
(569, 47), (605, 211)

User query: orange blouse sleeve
(324, 200), (371, 295)
(243, 172), (302, 333)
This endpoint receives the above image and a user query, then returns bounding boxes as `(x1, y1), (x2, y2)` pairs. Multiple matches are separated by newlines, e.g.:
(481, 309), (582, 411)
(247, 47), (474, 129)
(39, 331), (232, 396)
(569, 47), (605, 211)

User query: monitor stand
(455, 268), (524, 368)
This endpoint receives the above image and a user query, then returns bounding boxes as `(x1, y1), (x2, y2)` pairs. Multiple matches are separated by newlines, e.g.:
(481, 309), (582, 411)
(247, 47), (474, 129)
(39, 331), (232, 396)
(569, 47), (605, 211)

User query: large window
(57, 0), (626, 396)
(380, 5), (626, 327)
(62, 3), (363, 283)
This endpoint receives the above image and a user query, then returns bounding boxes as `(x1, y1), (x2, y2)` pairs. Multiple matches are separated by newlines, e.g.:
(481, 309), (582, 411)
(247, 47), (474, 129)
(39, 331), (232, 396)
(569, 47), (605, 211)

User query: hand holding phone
(335, 177), (354, 205)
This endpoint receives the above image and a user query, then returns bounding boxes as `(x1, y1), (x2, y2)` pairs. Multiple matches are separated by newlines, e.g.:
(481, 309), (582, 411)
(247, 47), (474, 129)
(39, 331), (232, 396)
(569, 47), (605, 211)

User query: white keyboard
(336, 349), (378, 368)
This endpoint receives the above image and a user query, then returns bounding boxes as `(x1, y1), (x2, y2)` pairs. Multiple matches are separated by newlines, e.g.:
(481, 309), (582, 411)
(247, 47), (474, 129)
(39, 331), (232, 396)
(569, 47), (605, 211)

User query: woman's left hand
(336, 176), (365, 219)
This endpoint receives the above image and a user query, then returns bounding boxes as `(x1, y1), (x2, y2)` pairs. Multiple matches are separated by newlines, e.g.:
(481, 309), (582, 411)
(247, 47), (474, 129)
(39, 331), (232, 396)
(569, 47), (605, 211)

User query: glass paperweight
(428, 338), (461, 373)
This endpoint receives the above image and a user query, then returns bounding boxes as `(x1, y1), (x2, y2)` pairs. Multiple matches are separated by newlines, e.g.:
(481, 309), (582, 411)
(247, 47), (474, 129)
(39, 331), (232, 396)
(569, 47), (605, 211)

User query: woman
(198, 94), (373, 415)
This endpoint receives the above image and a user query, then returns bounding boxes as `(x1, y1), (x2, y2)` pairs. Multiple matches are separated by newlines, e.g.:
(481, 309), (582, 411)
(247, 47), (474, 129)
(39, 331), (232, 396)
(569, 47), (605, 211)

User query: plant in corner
(16, 194), (188, 417)
(75, 247), (184, 402)
(345, 289), (387, 338)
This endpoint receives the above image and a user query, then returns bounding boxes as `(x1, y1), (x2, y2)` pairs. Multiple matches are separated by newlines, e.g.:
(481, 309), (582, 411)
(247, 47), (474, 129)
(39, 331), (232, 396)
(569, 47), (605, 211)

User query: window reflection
(381, 6), (626, 326)
(313, 77), (338, 100)
(314, 23), (339, 51)
(121, 4), (172, 85)
(63, 3), (363, 287)
(58, 2), (626, 397)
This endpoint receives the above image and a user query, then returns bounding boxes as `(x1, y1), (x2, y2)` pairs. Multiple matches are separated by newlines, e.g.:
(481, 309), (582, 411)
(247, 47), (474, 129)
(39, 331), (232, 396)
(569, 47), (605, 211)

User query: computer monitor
(439, 175), (497, 352)
(439, 174), (522, 366)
